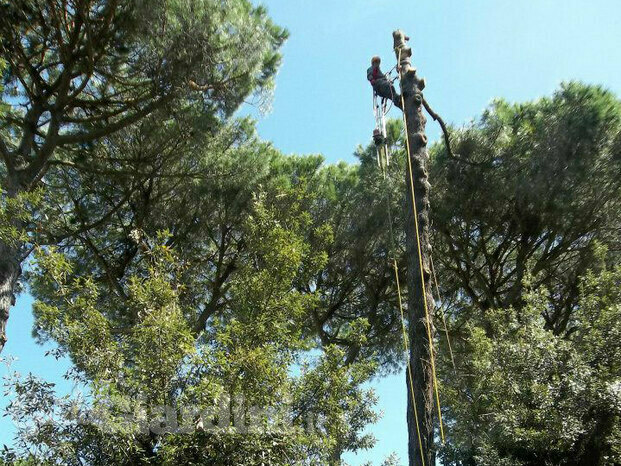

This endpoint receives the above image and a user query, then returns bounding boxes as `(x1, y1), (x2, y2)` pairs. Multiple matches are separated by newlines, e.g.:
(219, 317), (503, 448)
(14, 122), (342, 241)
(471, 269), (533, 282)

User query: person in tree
(367, 56), (402, 109)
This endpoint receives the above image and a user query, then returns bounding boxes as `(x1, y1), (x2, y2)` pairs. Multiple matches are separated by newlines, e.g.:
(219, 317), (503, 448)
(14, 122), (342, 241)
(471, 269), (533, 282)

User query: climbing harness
(371, 66), (400, 170)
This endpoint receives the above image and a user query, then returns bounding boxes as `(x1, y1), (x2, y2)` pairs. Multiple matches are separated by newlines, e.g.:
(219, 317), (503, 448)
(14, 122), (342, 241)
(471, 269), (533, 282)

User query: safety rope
(394, 259), (427, 466)
(382, 156), (426, 466)
(430, 255), (456, 372)
(397, 48), (445, 443)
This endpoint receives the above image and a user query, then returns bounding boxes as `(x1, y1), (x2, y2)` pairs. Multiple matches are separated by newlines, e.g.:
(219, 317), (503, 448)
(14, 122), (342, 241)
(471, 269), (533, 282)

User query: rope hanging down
(394, 258), (427, 466)
(397, 47), (446, 444)
(373, 42), (458, 460)
(381, 158), (426, 466)
(430, 255), (457, 372)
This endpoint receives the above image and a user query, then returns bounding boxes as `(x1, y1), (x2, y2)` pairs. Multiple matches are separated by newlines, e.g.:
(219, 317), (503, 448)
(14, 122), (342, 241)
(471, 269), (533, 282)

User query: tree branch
(56, 96), (170, 146)
(422, 97), (483, 167)
(79, 232), (128, 301)
(0, 137), (13, 174)
(48, 190), (133, 244)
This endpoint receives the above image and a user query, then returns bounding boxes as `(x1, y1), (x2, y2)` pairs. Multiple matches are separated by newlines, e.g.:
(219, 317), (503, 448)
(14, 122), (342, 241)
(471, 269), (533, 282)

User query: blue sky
(2, 1), (621, 464)
(252, 0), (621, 163)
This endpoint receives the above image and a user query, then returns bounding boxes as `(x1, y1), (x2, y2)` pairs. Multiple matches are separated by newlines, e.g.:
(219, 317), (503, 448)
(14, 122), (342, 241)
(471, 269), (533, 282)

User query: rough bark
(394, 30), (436, 466)
(0, 239), (22, 352)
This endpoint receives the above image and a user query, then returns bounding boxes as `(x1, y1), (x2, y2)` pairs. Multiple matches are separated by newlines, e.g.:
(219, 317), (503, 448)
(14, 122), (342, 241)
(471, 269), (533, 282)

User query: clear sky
(2, 1), (621, 465)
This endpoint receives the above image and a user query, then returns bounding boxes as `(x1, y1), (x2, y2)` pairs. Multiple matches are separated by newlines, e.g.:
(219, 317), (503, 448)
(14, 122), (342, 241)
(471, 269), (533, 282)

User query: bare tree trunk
(394, 30), (436, 466)
(0, 239), (22, 352)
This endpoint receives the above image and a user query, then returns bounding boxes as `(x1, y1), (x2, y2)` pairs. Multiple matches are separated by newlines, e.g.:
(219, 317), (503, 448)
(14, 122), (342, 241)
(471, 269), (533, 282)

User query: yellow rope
(393, 259), (426, 466)
(397, 48), (445, 443)
(430, 255), (456, 372)
(382, 161), (426, 466)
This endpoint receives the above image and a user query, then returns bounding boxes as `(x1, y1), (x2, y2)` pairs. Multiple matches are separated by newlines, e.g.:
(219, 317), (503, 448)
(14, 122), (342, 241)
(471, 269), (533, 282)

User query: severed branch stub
(393, 30), (426, 102)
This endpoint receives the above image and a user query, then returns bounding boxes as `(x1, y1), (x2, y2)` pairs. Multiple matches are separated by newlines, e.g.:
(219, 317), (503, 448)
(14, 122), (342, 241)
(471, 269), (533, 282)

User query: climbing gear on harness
(369, 62), (401, 164)
(368, 58), (402, 109)
(373, 92), (390, 170)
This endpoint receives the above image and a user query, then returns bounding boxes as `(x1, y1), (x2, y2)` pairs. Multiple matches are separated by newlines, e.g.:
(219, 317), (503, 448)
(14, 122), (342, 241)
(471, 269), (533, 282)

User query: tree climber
(367, 56), (402, 109)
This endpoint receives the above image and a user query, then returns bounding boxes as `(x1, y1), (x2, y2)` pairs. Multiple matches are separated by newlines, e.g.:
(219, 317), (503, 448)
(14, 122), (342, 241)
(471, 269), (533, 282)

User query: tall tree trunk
(0, 239), (22, 352)
(394, 30), (436, 466)
(0, 175), (26, 353)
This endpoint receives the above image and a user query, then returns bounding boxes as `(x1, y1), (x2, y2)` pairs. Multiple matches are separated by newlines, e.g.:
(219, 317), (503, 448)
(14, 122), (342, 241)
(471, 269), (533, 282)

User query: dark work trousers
(373, 80), (401, 107)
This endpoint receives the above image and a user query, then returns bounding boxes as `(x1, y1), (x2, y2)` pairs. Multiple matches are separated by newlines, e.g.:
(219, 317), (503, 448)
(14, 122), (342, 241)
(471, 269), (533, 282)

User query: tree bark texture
(0, 239), (22, 352)
(393, 30), (436, 466)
